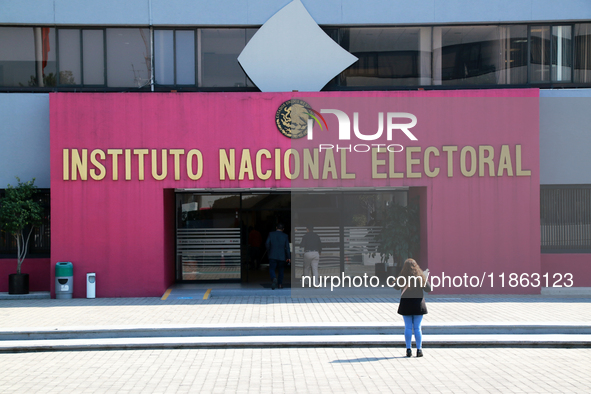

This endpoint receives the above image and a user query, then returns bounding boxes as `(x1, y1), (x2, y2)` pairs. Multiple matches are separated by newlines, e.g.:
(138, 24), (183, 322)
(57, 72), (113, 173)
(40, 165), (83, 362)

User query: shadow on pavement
(330, 356), (403, 363)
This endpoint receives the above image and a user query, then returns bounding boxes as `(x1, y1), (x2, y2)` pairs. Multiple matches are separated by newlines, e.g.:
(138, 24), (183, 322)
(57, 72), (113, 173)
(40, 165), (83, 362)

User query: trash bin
(55, 262), (73, 299)
(86, 273), (96, 299)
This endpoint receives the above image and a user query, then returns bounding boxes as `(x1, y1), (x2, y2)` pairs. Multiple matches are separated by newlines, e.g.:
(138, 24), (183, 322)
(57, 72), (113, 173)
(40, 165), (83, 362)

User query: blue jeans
(402, 315), (423, 349)
(269, 259), (285, 285)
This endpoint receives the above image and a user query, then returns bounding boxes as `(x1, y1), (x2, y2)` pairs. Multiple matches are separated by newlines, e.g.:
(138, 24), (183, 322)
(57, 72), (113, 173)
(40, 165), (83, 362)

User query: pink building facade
(41, 89), (588, 298)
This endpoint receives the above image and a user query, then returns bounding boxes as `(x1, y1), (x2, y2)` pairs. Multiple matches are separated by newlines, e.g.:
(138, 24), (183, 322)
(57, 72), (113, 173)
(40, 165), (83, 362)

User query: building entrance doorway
(175, 191), (292, 284)
(175, 189), (414, 286)
(241, 193), (291, 285)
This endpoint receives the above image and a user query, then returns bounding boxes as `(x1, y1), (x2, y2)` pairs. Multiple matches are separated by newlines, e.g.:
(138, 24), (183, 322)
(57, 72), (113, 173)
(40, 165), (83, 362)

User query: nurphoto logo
(276, 99), (418, 153)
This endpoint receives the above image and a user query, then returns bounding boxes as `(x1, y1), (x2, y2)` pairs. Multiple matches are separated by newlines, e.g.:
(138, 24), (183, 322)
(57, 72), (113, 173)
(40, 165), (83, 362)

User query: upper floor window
(154, 28), (256, 89)
(530, 25), (572, 83)
(1, 23), (591, 91)
(338, 27), (431, 87)
(575, 23), (591, 83)
(432, 25), (528, 86)
(0, 27), (56, 87)
(154, 29), (195, 86)
(0, 27), (151, 89)
(106, 28), (151, 88)
(58, 29), (104, 86)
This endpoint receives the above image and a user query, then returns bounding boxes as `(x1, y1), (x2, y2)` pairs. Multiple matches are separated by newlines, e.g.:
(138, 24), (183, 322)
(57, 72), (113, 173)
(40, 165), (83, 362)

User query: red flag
(41, 28), (50, 74)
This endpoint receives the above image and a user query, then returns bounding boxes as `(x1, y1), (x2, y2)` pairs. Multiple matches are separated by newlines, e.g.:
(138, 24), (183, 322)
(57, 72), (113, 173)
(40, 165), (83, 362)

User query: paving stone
(0, 295), (590, 330)
(1, 295), (590, 392)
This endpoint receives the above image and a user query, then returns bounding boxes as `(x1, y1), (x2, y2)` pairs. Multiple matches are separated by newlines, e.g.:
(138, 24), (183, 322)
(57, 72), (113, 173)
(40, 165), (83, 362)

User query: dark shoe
(278, 284), (283, 289)
(416, 349), (423, 357)
(272, 278), (277, 290)
(406, 349), (412, 357)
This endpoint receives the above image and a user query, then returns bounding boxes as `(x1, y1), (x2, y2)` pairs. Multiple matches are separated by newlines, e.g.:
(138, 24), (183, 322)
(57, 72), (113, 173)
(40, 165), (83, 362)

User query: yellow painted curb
(161, 288), (172, 300)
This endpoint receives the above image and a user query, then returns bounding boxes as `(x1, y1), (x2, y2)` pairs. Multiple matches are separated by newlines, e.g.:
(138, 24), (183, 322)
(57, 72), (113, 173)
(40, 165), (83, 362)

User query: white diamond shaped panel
(238, 0), (358, 92)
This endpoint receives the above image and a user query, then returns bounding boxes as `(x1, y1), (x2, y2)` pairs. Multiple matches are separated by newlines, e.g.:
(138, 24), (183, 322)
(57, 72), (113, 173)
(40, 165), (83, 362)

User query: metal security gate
(176, 228), (241, 280)
(293, 226), (341, 279)
(541, 186), (591, 252)
(175, 189), (410, 283)
(175, 193), (242, 281)
(344, 226), (384, 276)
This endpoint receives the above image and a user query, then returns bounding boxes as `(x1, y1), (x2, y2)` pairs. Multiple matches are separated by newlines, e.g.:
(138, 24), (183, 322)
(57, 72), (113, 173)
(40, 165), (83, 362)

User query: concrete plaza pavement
(1, 290), (591, 392)
(1, 347), (590, 393)
(0, 289), (590, 350)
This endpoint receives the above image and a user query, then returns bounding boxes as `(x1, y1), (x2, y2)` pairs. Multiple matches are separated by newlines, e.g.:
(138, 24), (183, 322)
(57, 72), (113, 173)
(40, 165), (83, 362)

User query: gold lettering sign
(62, 145), (531, 182)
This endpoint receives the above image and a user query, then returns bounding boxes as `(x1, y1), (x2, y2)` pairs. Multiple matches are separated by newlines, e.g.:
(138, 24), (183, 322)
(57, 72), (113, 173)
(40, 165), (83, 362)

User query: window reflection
(58, 29), (81, 85)
(38, 28), (57, 87)
(201, 29), (250, 87)
(530, 26), (551, 82)
(340, 27), (431, 87)
(154, 30), (174, 85)
(58, 29), (104, 86)
(575, 24), (591, 83)
(2, 24), (591, 90)
(176, 30), (196, 85)
(434, 26), (527, 86)
(530, 25), (572, 83)
(178, 194), (241, 229)
(0, 27), (56, 87)
(82, 30), (104, 85)
(551, 26), (572, 82)
(106, 28), (151, 88)
(154, 30), (196, 86)
(502, 25), (528, 84)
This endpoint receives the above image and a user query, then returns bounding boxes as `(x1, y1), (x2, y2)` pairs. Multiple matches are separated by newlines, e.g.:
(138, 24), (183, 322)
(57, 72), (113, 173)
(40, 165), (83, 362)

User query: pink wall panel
(50, 90), (541, 297)
(541, 254), (591, 287)
(0, 258), (50, 292)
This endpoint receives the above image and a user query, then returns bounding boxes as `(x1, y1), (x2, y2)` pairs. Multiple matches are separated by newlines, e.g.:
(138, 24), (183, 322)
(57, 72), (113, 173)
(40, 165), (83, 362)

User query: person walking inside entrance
(394, 258), (431, 357)
(265, 223), (291, 289)
(298, 226), (322, 287)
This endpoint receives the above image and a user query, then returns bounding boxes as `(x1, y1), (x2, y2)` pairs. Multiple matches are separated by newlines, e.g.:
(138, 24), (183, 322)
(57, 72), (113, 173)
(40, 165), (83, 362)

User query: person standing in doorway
(299, 226), (322, 287)
(394, 258), (431, 358)
(265, 223), (291, 289)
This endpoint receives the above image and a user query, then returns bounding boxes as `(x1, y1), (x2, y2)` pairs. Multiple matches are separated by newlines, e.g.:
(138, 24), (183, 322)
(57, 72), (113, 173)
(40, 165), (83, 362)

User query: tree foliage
(375, 196), (421, 270)
(0, 178), (43, 274)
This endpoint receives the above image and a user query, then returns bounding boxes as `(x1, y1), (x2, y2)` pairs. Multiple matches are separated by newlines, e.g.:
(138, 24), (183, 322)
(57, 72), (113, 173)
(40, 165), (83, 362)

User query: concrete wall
(1, 0), (590, 26)
(540, 90), (591, 185)
(0, 94), (50, 189)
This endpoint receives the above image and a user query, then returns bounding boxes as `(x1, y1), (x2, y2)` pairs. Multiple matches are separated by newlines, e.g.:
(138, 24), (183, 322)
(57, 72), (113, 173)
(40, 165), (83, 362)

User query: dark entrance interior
(241, 193), (291, 284)
(175, 189), (413, 286)
(175, 192), (291, 285)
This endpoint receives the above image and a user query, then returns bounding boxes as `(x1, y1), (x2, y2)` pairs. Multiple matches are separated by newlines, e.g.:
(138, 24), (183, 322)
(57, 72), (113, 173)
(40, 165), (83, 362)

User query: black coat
(395, 281), (432, 316)
(265, 231), (291, 261)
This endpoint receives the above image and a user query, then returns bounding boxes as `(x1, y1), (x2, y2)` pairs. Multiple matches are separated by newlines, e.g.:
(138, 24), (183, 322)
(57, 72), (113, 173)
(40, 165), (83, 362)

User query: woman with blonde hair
(394, 258), (431, 357)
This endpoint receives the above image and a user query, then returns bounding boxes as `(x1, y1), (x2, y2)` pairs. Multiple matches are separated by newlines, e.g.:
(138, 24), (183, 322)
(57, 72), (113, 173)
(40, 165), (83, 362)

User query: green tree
(375, 196), (421, 271)
(0, 178), (43, 274)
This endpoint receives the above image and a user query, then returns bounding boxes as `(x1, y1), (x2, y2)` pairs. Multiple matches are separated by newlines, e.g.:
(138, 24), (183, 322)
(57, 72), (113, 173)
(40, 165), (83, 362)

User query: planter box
(8, 273), (29, 294)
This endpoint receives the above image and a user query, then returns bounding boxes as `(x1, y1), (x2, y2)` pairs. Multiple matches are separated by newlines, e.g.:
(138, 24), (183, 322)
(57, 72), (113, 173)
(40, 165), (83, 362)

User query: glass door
(291, 193), (343, 285)
(241, 193), (291, 283)
(176, 193), (241, 281)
